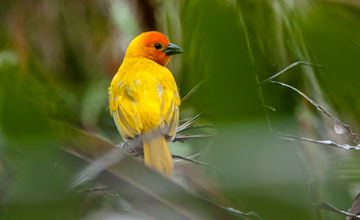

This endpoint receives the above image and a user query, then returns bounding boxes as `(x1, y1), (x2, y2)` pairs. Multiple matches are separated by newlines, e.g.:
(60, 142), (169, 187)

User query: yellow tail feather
(143, 135), (173, 177)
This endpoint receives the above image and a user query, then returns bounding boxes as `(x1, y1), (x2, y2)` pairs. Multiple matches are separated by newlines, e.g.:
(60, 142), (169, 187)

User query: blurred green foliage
(1, 0), (360, 219)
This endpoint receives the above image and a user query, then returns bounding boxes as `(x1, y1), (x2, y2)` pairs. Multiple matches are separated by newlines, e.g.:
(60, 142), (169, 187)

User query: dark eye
(154, 43), (162, 50)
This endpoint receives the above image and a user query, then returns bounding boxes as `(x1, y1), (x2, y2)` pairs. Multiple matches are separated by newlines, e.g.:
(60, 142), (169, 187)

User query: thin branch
(181, 81), (204, 103)
(173, 134), (216, 142)
(270, 81), (318, 106)
(278, 133), (360, 150)
(258, 61), (323, 85)
(310, 202), (360, 220)
(115, 133), (216, 157)
(201, 195), (264, 220)
(106, 134), (217, 170)
(173, 149), (203, 162)
(270, 80), (359, 144)
(176, 124), (215, 134)
(179, 118), (194, 123)
(78, 185), (109, 194)
(172, 154), (224, 172)
(176, 112), (204, 133)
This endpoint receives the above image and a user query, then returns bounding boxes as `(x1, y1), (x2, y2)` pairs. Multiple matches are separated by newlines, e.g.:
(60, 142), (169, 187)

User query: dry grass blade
(310, 202), (360, 219)
(258, 61), (323, 85)
(278, 133), (360, 150)
(270, 80), (359, 144)
(181, 81), (204, 103)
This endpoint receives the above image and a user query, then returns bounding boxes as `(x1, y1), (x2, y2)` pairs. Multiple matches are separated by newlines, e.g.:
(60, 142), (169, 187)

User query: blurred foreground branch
(311, 202), (360, 220)
(56, 123), (259, 219)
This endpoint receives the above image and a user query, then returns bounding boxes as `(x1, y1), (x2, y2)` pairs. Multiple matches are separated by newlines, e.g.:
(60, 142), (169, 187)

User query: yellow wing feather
(109, 57), (180, 141)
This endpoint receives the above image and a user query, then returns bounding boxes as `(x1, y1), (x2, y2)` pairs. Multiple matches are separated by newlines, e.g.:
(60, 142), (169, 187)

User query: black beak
(163, 43), (183, 56)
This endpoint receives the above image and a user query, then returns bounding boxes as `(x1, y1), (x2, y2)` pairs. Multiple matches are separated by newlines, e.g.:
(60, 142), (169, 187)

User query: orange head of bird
(125, 31), (183, 66)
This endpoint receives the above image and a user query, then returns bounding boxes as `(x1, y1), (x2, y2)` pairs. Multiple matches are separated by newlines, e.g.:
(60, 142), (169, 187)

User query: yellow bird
(108, 31), (183, 176)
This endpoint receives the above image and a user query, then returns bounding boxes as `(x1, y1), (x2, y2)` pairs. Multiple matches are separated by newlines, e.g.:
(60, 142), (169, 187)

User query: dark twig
(181, 81), (204, 103)
(258, 61), (323, 85)
(310, 202), (360, 219)
(270, 80), (359, 144)
(279, 133), (360, 150)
